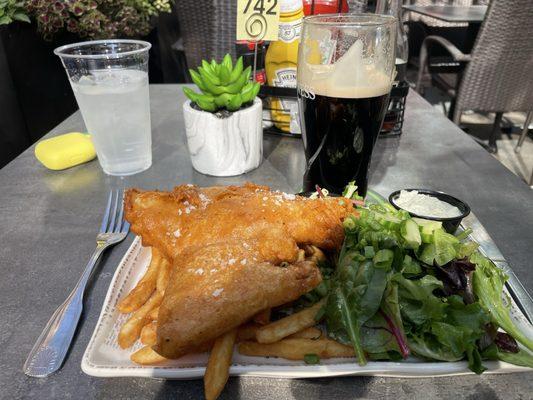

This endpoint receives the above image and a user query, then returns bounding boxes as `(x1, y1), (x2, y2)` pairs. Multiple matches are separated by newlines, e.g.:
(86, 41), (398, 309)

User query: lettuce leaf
(325, 249), (390, 365)
(471, 252), (533, 352)
(482, 344), (533, 368)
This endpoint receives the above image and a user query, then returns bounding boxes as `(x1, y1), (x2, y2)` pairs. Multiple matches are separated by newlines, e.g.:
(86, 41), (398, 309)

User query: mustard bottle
(265, 0), (303, 134)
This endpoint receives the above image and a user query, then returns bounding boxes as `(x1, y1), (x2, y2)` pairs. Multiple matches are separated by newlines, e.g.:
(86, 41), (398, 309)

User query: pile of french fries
(117, 246), (354, 400)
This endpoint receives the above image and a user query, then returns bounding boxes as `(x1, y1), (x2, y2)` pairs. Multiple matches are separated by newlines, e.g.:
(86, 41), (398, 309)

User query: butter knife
(461, 212), (533, 324)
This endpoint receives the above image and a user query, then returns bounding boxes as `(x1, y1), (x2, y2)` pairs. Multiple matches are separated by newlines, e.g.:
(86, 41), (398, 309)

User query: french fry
(288, 326), (322, 340)
(140, 321), (157, 346)
(117, 248), (162, 313)
(204, 329), (237, 400)
(256, 299), (325, 344)
(147, 306), (159, 321)
(238, 338), (354, 360)
(297, 248), (305, 261)
(304, 245), (326, 263)
(130, 346), (167, 365)
(156, 256), (171, 296)
(118, 291), (163, 349)
(237, 323), (261, 342)
(253, 308), (271, 325)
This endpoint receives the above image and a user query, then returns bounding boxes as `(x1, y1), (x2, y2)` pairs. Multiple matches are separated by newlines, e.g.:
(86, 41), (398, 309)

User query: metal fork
(23, 189), (130, 377)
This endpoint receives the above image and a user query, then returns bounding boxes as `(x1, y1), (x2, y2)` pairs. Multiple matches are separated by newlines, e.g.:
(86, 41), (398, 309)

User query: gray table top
(403, 5), (487, 23)
(1, 85), (532, 399)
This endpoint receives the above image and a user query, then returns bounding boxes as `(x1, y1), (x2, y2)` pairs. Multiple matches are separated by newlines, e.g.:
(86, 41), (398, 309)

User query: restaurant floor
(413, 84), (533, 187)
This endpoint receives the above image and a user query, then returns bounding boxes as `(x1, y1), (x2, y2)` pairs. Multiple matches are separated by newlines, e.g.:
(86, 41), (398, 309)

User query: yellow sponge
(35, 132), (96, 170)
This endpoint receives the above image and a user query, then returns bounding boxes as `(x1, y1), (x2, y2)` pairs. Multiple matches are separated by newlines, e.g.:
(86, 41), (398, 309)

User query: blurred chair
(405, 1), (488, 82)
(175, 0), (237, 73)
(514, 112), (533, 186)
(416, 0), (533, 153)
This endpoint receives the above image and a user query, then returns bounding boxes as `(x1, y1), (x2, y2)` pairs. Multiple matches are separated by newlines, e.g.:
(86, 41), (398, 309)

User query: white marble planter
(182, 98), (263, 176)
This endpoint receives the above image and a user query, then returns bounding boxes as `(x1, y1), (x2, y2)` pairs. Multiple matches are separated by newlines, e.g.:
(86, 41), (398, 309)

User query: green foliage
(471, 251), (533, 352)
(25, 0), (171, 40)
(321, 187), (532, 373)
(184, 54), (261, 113)
(0, 0), (30, 25)
(325, 249), (390, 365)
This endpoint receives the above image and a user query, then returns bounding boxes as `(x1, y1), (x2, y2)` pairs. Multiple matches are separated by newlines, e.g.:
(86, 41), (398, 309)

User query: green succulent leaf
(226, 94), (243, 111)
(243, 65), (252, 81)
(222, 53), (233, 72)
(214, 93), (233, 108)
(183, 86), (199, 102)
(240, 82), (255, 103)
(198, 66), (221, 86)
(201, 59), (212, 72)
(189, 55), (258, 112)
(189, 69), (206, 91)
(196, 99), (216, 112)
(224, 72), (248, 94)
(229, 57), (244, 83)
(219, 65), (231, 85)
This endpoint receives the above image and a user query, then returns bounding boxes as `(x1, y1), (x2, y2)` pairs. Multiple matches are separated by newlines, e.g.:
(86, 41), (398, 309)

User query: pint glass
(297, 14), (396, 196)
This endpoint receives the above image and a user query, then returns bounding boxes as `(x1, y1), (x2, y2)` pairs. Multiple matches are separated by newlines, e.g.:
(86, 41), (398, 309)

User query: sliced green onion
(374, 249), (394, 270)
(304, 354), (320, 365)
(342, 181), (358, 199)
(364, 246), (375, 259)
(455, 228), (473, 241)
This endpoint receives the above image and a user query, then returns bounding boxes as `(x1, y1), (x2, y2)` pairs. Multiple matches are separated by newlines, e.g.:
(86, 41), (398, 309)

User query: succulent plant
(183, 54), (261, 113)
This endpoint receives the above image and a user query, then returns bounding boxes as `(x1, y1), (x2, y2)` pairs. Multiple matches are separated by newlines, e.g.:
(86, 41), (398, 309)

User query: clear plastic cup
(54, 40), (152, 176)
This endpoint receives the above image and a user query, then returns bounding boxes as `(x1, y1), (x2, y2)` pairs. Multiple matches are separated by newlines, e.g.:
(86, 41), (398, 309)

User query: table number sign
(236, 0), (280, 41)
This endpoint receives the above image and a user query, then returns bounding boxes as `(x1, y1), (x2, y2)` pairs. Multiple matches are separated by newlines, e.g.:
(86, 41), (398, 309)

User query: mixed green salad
(302, 183), (533, 373)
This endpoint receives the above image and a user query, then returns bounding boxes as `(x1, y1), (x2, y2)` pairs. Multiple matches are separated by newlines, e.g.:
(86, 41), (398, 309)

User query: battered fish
(124, 183), (354, 358)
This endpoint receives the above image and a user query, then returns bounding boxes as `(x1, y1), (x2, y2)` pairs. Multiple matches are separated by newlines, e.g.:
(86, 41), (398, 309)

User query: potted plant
(182, 54), (262, 177)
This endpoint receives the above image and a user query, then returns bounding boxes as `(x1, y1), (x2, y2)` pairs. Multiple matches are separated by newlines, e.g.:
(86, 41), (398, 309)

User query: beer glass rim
(303, 13), (396, 28)
(54, 39), (152, 60)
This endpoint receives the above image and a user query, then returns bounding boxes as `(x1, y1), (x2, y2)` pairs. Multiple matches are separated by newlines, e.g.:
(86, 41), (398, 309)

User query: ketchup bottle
(303, 0), (349, 15)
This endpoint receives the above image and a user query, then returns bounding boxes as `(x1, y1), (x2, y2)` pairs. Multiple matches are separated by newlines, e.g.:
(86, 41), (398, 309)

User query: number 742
(244, 0), (278, 15)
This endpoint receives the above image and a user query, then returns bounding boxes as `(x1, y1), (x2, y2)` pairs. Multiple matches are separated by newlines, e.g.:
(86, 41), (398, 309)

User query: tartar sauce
(395, 190), (461, 218)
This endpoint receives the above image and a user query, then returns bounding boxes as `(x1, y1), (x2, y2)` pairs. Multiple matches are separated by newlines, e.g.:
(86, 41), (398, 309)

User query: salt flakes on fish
(199, 193), (210, 202)
(228, 258), (236, 265)
(212, 288), (224, 297)
(194, 268), (204, 275)
(173, 229), (181, 238)
(241, 259), (247, 265)
(178, 209), (182, 216)
(282, 193), (296, 201)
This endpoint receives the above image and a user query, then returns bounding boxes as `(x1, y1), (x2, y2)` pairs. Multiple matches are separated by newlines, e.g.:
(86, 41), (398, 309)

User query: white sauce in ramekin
(395, 190), (462, 218)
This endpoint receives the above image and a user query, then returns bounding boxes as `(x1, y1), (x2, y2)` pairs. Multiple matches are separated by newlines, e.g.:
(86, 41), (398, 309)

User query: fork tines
(100, 189), (130, 234)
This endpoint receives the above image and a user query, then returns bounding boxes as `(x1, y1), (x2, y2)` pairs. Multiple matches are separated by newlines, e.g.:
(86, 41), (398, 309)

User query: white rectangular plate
(82, 237), (533, 379)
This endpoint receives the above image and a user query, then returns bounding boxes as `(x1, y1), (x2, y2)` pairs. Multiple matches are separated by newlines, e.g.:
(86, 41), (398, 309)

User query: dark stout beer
(298, 91), (390, 197)
(297, 14), (395, 196)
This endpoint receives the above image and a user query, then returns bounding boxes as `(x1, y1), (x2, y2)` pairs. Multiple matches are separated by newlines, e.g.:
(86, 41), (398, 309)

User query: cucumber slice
(400, 219), (421, 249)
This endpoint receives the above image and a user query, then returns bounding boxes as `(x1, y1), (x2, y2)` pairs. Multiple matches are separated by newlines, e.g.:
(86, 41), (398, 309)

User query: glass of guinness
(297, 14), (397, 197)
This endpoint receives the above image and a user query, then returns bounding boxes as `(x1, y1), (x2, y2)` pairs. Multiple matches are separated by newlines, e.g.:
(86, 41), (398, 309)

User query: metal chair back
(452, 0), (533, 123)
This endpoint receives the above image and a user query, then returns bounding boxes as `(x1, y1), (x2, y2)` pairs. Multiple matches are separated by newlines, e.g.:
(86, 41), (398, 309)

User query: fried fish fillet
(124, 183), (354, 358)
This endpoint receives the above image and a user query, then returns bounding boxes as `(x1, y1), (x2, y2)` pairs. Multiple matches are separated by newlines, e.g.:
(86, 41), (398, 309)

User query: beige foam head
(298, 39), (392, 99)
